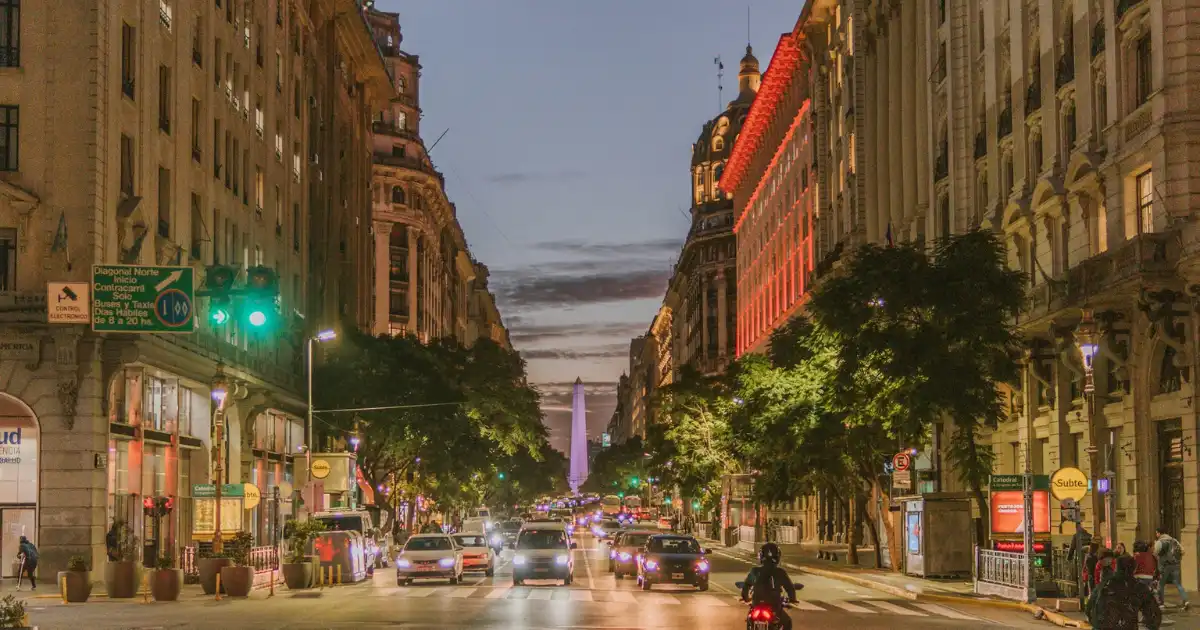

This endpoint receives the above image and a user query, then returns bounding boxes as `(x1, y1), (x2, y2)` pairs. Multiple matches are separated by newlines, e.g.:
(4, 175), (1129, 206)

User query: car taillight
(749, 606), (773, 621)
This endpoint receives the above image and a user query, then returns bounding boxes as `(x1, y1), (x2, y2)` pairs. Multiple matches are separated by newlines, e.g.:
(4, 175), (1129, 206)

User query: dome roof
(691, 99), (752, 167)
(740, 45), (759, 73)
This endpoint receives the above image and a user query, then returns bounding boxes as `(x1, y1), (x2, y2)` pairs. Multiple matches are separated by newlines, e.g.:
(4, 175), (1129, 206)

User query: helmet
(759, 542), (781, 566)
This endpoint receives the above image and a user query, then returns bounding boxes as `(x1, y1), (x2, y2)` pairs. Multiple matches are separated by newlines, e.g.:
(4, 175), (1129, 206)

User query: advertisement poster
(906, 512), (921, 554)
(990, 490), (1050, 534)
(192, 497), (244, 537)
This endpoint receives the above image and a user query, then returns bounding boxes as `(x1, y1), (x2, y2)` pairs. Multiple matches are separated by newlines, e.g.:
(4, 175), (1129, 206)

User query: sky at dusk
(378, 0), (803, 452)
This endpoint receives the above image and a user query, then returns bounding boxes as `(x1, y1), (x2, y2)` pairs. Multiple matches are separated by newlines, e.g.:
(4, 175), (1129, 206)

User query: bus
(623, 496), (642, 511)
(600, 495), (622, 517)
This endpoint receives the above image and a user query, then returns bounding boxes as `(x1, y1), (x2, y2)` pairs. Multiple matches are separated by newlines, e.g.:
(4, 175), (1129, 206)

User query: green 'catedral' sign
(989, 474), (1050, 491)
(92, 265), (195, 333)
(192, 484), (245, 498)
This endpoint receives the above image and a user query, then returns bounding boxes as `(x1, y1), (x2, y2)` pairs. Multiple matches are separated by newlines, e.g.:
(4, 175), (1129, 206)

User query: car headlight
(396, 558), (411, 568)
(438, 557), (455, 568)
(696, 560), (709, 572)
(513, 554), (527, 565)
(555, 554), (569, 566)
(644, 559), (658, 570)
(618, 552), (632, 561)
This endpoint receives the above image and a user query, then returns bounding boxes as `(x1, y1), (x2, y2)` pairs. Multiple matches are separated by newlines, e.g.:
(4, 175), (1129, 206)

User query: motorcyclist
(740, 542), (799, 630)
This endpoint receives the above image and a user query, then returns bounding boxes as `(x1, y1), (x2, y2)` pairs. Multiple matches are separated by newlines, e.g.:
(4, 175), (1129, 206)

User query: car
(452, 533), (495, 577)
(512, 526), (576, 586)
(496, 520), (522, 547)
(591, 519), (623, 539)
(636, 534), (710, 591)
(608, 530), (656, 578)
(395, 534), (464, 585)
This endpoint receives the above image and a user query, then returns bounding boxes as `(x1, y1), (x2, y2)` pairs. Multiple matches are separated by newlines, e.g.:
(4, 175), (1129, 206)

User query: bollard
(336, 565), (342, 585)
(60, 575), (67, 605)
(269, 569), (275, 597)
(215, 573), (222, 601)
(142, 570), (150, 603)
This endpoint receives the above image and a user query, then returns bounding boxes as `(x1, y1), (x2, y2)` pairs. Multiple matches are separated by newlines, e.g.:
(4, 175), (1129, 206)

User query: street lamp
(211, 366), (229, 554)
(1075, 310), (1107, 544)
(306, 329), (337, 511)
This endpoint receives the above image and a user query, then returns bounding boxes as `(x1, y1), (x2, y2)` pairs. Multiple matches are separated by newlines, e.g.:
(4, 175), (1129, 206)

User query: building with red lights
(721, 27), (814, 358)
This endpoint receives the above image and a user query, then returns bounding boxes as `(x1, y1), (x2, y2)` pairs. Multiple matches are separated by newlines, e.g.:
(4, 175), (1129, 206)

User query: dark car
(609, 530), (656, 578)
(636, 534), (710, 591)
(497, 520), (522, 547)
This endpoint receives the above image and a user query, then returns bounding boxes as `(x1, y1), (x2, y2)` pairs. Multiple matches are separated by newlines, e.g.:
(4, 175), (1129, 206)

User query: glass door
(0, 508), (35, 577)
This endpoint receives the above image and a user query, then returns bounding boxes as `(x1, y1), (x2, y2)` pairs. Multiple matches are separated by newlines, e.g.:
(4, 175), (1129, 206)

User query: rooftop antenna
(714, 56), (724, 112)
(427, 127), (450, 154)
(747, 5), (751, 46)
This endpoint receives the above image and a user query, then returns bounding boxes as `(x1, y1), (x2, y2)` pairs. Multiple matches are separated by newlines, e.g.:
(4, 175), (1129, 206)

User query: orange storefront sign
(989, 490), (1051, 535)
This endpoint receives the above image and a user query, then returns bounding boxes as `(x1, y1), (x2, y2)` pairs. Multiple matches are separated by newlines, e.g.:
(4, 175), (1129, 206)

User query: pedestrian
(1095, 547), (1117, 586)
(1132, 541), (1158, 597)
(1153, 526), (1190, 610)
(1069, 525), (1093, 562)
(16, 536), (37, 590)
(1114, 541), (1127, 557)
(1086, 555), (1162, 630)
(1082, 541), (1101, 604)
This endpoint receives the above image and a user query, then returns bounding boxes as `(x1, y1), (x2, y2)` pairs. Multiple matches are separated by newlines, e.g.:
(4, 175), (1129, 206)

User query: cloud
(498, 268), (672, 309)
(522, 344), (630, 361)
(486, 170), (586, 184)
(534, 238), (683, 257)
(509, 321), (648, 344)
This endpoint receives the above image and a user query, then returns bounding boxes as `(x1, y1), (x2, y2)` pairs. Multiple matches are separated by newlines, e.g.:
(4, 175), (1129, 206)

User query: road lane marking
(827, 600), (876, 613)
(790, 600), (825, 611)
(527, 589), (553, 600)
(403, 588), (436, 598)
(912, 602), (978, 619)
(448, 587), (476, 598)
(569, 590), (593, 602)
(486, 587), (510, 599)
(864, 600), (926, 616)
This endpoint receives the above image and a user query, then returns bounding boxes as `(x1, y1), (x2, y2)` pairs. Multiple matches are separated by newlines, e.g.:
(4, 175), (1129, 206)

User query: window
(190, 193), (203, 260)
(391, 185), (405, 204)
(0, 105), (16, 171)
(254, 166), (263, 211)
(121, 23), (136, 98)
(274, 185), (282, 234)
(0, 0), (19, 67)
(396, 75), (405, 94)
(293, 84), (300, 119)
(396, 111), (406, 130)
(1136, 169), (1154, 234)
(391, 144), (405, 158)
(190, 99), (201, 160)
(158, 66), (171, 133)
(1135, 34), (1152, 106)
(292, 202), (300, 251)
(0, 228), (15, 290)
(157, 167), (171, 238)
(213, 118), (222, 178)
(120, 134), (134, 196)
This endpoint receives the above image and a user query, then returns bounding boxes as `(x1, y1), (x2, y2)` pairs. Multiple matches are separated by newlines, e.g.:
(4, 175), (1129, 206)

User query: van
(461, 517), (488, 534)
(511, 524), (576, 586)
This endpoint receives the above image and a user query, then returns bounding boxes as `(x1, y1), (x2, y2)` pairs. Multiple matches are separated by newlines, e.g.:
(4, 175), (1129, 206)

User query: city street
(20, 533), (1047, 629)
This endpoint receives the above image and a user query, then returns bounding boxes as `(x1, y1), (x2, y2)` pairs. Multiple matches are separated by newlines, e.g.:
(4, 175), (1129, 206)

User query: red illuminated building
(720, 24), (815, 357)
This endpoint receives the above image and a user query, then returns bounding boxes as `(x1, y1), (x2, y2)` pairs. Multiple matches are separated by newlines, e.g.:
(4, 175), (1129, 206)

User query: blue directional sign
(92, 265), (195, 333)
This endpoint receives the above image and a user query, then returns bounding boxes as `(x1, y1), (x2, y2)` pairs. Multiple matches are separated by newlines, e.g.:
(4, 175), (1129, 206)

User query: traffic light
(244, 266), (280, 330)
(630, 477), (640, 487)
(203, 265), (237, 327)
(617, 492), (625, 499)
(498, 472), (506, 480)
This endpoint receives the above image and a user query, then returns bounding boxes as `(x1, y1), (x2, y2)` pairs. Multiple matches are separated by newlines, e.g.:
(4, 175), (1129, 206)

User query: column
(864, 30), (879, 243)
(888, 9), (904, 232)
(900, 1), (917, 222)
(876, 24), (892, 243)
(700, 276), (710, 357)
(914, 0), (931, 218)
(716, 270), (728, 359)
(407, 227), (418, 334)
(373, 222), (391, 336)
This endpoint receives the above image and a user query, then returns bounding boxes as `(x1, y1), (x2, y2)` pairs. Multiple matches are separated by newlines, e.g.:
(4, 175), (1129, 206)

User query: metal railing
(1050, 547), (1079, 598)
(182, 544), (197, 578)
(249, 545), (280, 572)
(776, 525), (800, 544)
(974, 547), (1029, 601)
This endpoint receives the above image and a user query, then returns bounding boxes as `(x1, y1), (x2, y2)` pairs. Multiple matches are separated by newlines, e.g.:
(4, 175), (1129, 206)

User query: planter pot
(56, 570), (92, 603)
(197, 557), (232, 595)
(150, 568), (182, 601)
(218, 565), (255, 598)
(281, 562), (312, 590)
(103, 560), (141, 599)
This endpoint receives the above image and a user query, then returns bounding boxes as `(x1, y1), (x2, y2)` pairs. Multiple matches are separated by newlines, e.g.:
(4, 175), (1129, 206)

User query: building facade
(0, 0), (389, 576)
(366, 11), (504, 347)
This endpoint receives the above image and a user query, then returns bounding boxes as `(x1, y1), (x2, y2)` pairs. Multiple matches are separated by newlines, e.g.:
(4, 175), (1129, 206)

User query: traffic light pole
(211, 366), (228, 555)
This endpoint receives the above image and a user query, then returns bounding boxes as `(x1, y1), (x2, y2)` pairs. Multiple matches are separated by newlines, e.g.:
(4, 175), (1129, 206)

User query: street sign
(893, 452), (912, 472)
(1050, 467), (1089, 501)
(92, 265), (195, 333)
(989, 474), (1050, 491)
(243, 483), (261, 510)
(192, 483), (245, 498)
(47, 282), (91, 323)
(1096, 478), (1110, 493)
(1060, 499), (1082, 523)
(310, 459), (331, 479)
(602, 432), (611, 448)
(894, 470), (912, 488)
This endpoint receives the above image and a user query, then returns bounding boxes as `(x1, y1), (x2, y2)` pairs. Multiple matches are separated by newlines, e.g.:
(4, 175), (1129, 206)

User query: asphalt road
(20, 531), (1049, 629)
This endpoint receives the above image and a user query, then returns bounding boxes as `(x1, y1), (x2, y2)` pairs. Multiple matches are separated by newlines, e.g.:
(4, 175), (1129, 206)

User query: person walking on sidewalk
(16, 536), (37, 590)
(1153, 526), (1190, 610)
(1132, 541), (1158, 597)
(1083, 541), (1101, 604)
(1087, 555), (1162, 630)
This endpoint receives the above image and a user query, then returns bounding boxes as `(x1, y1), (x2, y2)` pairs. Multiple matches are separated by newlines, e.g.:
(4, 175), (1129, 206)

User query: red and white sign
(892, 452), (912, 472)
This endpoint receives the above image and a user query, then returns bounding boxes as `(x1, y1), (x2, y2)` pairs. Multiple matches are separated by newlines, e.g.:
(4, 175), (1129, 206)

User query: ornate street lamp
(1076, 309), (1110, 547)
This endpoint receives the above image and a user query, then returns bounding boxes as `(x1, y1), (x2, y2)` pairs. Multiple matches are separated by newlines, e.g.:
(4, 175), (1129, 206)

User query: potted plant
(103, 521), (141, 598)
(197, 543), (232, 595)
(56, 555), (92, 603)
(150, 554), (182, 602)
(281, 519), (325, 589)
(0, 595), (29, 628)
(217, 531), (255, 597)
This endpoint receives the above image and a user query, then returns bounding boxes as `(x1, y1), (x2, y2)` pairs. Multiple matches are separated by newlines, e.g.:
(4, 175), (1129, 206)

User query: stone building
(366, 11), (504, 347)
(606, 374), (632, 445)
(0, 0), (389, 577)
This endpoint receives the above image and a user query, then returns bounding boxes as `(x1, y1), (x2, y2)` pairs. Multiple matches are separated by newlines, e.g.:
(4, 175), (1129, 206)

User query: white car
(452, 533), (496, 577)
(512, 525), (576, 586)
(395, 534), (464, 585)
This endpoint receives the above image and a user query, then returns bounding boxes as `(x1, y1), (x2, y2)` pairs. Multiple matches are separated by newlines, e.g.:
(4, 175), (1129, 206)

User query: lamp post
(305, 330), (337, 512)
(1075, 311), (1104, 545)
(211, 366), (229, 555)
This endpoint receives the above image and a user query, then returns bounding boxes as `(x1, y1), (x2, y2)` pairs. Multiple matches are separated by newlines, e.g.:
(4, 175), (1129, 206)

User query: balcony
(372, 152), (444, 185)
(371, 121), (418, 140)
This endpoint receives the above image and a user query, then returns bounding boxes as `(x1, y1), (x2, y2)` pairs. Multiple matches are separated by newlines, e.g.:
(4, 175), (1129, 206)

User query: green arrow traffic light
(498, 472), (506, 480)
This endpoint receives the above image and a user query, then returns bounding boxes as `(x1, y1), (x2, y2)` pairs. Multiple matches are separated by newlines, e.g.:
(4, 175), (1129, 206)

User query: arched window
(391, 185), (406, 204)
(396, 75), (406, 94)
(1159, 346), (1184, 395)
(712, 136), (724, 152)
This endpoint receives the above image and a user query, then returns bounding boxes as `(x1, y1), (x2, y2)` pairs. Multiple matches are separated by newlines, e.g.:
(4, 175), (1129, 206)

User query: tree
(582, 436), (648, 495)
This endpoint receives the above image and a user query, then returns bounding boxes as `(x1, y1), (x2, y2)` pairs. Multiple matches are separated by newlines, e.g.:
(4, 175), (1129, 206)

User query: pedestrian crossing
(366, 585), (978, 619)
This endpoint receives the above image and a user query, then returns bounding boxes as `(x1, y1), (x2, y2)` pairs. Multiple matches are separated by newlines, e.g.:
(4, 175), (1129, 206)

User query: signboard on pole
(894, 469), (912, 489)
(91, 265), (195, 333)
(989, 474), (1051, 536)
(892, 452), (912, 472)
(1050, 467), (1089, 501)
(47, 282), (91, 323)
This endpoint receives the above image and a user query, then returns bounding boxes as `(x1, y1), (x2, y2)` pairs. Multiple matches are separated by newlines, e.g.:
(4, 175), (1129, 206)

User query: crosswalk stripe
(649, 593), (681, 605)
(827, 600), (877, 613)
(552, 590), (571, 601)
(485, 587), (510, 599)
(527, 589), (553, 600)
(690, 594), (728, 607)
(912, 602), (978, 620)
(569, 590), (593, 602)
(448, 587), (476, 598)
(863, 600), (926, 616)
(790, 600), (826, 611)
(404, 588), (436, 598)
(609, 590), (637, 603)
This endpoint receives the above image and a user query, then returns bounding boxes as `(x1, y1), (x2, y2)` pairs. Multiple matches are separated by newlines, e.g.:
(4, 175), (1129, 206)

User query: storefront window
(144, 377), (181, 432)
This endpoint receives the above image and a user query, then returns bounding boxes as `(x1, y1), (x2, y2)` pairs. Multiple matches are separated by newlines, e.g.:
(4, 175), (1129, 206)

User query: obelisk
(568, 377), (588, 493)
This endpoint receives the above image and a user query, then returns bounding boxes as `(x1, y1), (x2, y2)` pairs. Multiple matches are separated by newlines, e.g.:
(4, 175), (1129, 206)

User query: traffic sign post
(92, 265), (195, 333)
(892, 452), (912, 472)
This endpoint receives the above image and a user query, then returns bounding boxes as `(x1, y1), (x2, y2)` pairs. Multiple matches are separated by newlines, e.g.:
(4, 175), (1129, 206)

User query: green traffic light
(248, 310), (268, 327)
(498, 472), (506, 480)
(692, 501), (700, 509)
(211, 307), (230, 325)
(617, 492), (624, 498)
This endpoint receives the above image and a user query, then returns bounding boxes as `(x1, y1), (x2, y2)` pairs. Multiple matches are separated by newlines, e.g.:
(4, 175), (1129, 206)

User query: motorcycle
(735, 581), (793, 630)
